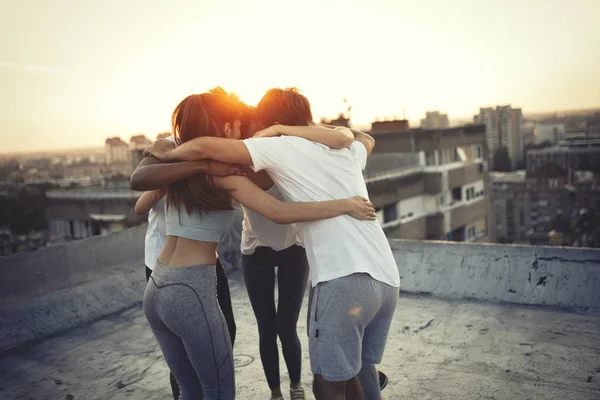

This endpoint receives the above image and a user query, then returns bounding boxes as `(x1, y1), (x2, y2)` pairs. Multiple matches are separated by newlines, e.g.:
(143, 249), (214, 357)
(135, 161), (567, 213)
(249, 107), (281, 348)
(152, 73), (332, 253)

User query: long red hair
(167, 88), (246, 215)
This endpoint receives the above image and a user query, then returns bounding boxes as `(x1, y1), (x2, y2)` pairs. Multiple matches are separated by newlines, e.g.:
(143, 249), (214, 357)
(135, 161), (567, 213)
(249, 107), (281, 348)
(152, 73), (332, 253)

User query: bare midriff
(157, 236), (218, 267)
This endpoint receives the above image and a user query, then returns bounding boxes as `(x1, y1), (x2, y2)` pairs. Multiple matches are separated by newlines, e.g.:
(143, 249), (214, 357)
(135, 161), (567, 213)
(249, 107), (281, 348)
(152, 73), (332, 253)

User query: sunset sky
(1, 0), (599, 153)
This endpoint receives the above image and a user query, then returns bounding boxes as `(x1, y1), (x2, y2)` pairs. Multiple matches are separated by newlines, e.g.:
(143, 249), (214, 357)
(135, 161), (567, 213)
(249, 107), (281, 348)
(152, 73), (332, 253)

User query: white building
(474, 105), (523, 170)
(534, 123), (566, 145)
(104, 137), (130, 164)
(420, 111), (449, 129)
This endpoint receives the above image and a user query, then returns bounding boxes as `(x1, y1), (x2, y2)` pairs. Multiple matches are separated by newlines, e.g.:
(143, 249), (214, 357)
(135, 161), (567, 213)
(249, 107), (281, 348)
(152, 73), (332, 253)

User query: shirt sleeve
(165, 135), (177, 146)
(349, 141), (368, 170)
(242, 137), (291, 172)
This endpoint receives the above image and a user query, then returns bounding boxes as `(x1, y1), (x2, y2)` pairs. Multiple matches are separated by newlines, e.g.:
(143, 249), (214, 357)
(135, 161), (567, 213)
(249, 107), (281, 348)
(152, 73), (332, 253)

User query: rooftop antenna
(343, 98), (352, 122)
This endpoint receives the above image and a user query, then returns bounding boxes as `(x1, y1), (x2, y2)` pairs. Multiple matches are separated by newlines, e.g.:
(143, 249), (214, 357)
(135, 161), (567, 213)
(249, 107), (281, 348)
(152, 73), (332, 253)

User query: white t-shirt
(145, 197), (166, 269)
(240, 185), (303, 255)
(144, 135), (176, 270)
(243, 135), (400, 288)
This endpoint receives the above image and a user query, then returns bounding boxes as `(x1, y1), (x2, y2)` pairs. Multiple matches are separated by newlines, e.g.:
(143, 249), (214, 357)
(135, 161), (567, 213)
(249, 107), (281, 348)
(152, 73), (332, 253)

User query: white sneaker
(290, 386), (306, 400)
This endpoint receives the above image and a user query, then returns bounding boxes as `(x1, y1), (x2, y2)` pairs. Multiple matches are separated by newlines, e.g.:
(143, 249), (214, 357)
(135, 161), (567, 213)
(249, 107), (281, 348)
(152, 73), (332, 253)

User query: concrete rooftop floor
(1, 270), (600, 400)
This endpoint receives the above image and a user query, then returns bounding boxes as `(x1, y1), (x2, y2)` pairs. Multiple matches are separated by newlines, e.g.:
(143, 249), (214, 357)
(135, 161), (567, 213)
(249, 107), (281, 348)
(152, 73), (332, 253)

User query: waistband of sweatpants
(151, 259), (217, 283)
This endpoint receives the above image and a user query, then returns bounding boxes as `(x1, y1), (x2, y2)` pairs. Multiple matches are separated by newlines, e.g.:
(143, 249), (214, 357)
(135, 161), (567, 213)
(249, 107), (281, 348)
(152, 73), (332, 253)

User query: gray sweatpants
(144, 261), (235, 400)
(308, 273), (398, 384)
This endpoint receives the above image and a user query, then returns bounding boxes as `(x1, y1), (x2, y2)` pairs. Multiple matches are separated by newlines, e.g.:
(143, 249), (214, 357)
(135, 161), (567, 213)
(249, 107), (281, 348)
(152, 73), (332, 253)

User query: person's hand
(144, 139), (176, 160)
(205, 161), (247, 177)
(253, 125), (282, 139)
(346, 196), (377, 221)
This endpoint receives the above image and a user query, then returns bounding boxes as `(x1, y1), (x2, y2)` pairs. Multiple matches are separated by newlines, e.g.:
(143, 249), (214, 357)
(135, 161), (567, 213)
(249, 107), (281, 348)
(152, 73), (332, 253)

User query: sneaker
(378, 371), (389, 391)
(290, 385), (306, 400)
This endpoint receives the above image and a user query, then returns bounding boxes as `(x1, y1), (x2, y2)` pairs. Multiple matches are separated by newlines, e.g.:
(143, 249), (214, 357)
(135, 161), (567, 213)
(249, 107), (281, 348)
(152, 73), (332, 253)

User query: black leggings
(145, 259), (236, 400)
(242, 245), (309, 389)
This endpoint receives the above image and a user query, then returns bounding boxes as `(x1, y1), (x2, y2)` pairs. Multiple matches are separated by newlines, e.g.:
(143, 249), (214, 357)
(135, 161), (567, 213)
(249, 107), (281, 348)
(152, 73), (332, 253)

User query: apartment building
(526, 133), (600, 173)
(104, 137), (130, 165)
(420, 111), (449, 129)
(534, 123), (566, 145)
(475, 105), (523, 170)
(490, 171), (531, 243)
(365, 123), (492, 242)
(46, 184), (144, 242)
(490, 166), (600, 246)
(129, 134), (152, 170)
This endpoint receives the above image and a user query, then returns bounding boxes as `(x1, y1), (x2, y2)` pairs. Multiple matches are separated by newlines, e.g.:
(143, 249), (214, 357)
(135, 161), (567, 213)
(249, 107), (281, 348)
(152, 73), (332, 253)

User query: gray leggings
(144, 261), (235, 400)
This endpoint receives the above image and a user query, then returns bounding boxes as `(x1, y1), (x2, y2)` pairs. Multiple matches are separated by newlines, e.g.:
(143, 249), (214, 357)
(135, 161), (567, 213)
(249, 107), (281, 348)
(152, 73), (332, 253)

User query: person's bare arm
(134, 189), (165, 215)
(314, 124), (376, 155)
(130, 155), (245, 191)
(215, 176), (376, 224)
(253, 124), (354, 149)
(350, 128), (375, 156)
(146, 137), (254, 165)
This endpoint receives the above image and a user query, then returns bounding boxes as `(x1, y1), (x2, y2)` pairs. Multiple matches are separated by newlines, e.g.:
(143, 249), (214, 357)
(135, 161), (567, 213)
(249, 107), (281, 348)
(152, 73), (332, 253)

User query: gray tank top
(165, 204), (236, 243)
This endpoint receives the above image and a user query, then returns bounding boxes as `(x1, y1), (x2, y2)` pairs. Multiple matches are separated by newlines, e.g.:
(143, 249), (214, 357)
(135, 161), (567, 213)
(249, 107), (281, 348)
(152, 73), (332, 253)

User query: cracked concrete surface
(1, 270), (600, 400)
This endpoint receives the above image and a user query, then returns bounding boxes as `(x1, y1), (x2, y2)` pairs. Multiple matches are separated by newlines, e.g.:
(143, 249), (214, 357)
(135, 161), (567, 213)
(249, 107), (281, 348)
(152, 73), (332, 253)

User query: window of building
(466, 187), (476, 201)
(425, 151), (436, 166)
(452, 187), (462, 201)
(383, 203), (397, 223)
(519, 211), (524, 225)
(455, 147), (467, 162)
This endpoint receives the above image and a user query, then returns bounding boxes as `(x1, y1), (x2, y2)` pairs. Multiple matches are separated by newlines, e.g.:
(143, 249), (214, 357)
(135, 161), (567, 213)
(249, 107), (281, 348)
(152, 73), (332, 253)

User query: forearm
(221, 175), (350, 224)
(274, 124), (353, 149)
(134, 189), (165, 214)
(272, 199), (350, 224)
(165, 137), (253, 165)
(130, 159), (208, 191)
(165, 138), (208, 161)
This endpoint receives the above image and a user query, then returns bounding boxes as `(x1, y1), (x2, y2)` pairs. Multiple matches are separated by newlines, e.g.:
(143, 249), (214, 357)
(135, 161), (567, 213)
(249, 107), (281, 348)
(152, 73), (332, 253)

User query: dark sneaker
(378, 371), (389, 391)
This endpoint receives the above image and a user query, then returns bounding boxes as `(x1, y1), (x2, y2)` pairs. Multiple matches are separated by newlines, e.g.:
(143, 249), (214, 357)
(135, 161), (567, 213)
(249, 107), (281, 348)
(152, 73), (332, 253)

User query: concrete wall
(392, 240), (600, 309)
(0, 217), (243, 353)
(0, 226), (147, 352)
(2, 228), (600, 352)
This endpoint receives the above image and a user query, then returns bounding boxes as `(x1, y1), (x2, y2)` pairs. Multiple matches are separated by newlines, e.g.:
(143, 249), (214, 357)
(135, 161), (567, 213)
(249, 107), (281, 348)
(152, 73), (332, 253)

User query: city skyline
(1, 0), (599, 153)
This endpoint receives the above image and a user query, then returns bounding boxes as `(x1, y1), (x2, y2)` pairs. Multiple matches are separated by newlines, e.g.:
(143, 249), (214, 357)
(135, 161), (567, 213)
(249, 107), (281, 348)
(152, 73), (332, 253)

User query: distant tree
(492, 147), (512, 172)
(0, 185), (48, 234)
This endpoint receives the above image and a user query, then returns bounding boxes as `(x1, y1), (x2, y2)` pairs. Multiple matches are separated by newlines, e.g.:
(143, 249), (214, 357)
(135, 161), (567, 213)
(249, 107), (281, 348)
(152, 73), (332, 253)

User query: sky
(1, 0), (599, 153)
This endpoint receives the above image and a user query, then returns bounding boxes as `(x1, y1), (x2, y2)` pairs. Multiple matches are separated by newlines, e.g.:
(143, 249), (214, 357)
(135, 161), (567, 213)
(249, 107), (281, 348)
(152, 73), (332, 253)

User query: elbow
(270, 212), (287, 225)
(269, 205), (293, 225)
(130, 174), (143, 191)
(130, 171), (149, 191)
(339, 132), (355, 148)
(366, 137), (376, 154)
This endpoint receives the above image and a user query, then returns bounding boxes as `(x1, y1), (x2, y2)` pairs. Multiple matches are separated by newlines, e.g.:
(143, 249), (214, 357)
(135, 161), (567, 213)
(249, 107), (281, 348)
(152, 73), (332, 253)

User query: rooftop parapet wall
(392, 240), (600, 309)
(0, 226), (147, 352)
(1, 228), (599, 352)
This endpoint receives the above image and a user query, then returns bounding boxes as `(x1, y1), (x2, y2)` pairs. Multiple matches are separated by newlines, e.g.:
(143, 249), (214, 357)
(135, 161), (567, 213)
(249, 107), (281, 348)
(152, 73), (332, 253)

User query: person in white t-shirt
(146, 88), (401, 400)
